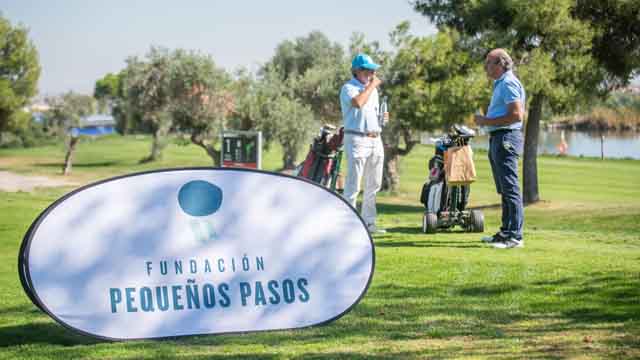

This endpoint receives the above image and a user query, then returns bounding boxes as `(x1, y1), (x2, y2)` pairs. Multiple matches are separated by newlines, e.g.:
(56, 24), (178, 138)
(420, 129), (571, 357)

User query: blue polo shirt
(340, 77), (381, 133)
(486, 70), (526, 133)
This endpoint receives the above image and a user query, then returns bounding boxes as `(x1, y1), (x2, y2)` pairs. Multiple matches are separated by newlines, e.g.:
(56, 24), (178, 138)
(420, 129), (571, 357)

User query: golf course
(1, 135), (638, 359)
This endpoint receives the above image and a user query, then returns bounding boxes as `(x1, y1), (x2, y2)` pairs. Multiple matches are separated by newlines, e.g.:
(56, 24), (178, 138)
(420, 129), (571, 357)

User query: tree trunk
(381, 124), (418, 193)
(383, 147), (401, 192)
(191, 134), (221, 167)
(141, 117), (170, 163)
(149, 125), (168, 161)
(282, 147), (296, 170)
(523, 93), (544, 205)
(62, 136), (79, 175)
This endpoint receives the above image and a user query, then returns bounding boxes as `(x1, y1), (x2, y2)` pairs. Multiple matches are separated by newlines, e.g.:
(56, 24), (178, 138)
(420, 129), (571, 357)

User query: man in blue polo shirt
(339, 53), (389, 234)
(474, 48), (525, 249)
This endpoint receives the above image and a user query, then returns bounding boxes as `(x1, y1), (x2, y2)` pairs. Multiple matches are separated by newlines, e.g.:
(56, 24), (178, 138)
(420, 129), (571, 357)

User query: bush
(552, 91), (640, 131)
(0, 122), (56, 148)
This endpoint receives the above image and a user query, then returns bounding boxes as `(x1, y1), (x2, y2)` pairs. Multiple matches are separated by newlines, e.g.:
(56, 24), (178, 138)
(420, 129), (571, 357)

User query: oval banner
(19, 168), (375, 340)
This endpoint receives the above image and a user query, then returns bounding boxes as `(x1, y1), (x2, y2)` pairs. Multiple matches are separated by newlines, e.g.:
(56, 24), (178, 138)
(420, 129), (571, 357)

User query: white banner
(19, 168), (374, 340)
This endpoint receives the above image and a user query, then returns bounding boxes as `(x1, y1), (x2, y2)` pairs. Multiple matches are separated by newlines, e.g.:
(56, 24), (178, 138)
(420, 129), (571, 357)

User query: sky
(1, 0), (437, 96)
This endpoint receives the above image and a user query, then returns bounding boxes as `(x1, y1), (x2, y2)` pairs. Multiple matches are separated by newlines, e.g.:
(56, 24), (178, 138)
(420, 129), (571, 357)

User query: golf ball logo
(178, 180), (223, 243)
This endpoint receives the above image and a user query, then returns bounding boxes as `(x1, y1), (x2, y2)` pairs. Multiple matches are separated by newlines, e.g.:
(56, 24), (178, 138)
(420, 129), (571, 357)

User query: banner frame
(18, 167), (375, 341)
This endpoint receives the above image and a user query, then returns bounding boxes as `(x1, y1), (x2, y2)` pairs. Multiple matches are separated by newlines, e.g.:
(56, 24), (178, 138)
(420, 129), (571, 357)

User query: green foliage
(123, 47), (173, 129)
(265, 31), (348, 124)
(169, 49), (232, 132)
(573, 0), (640, 85)
(43, 92), (97, 136)
(233, 67), (317, 169)
(93, 70), (140, 134)
(94, 72), (122, 101)
(93, 71), (122, 113)
(267, 31), (345, 81)
(0, 115), (51, 148)
(293, 56), (348, 124)
(122, 47), (177, 161)
(386, 27), (489, 131)
(168, 49), (234, 165)
(0, 13), (40, 133)
(261, 94), (316, 169)
(414, 0), (600, 112)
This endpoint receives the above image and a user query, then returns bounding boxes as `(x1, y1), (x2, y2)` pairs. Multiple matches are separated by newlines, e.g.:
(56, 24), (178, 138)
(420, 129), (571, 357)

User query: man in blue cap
(339, 53), (389, 234)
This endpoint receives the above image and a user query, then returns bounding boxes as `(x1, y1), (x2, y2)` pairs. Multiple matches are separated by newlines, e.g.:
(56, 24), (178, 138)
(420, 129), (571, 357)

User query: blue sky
(1, 0), (436, 96)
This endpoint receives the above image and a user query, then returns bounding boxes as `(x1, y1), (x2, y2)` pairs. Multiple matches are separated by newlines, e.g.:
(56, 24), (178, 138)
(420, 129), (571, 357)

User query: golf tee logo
(178, 180), (223, 243)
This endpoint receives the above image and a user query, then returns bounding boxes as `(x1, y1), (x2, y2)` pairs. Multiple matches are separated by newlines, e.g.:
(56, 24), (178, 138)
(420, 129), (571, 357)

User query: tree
(123, 47), (174, 162)
(261, 94), (315, 170)
(233, 67), (317, 170)
(267, 31), (345, 81)
(44, 92), (96, 175)
(94, 72), (121, 111)
(0, 14), (40, 134)
(169, 49), (234, 166)
(573, 0), (640, 88)
(383, 23), (490, 191)
(94, 70), (140, 135)
(265, 31), (347, 125)
(414, 0), (602, 204)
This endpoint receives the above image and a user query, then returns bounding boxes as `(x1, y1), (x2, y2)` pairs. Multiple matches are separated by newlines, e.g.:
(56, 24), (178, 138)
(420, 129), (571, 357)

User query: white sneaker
(481, 232), (508, 243)
(492, 238), (524, 249)
(367, 224), (387, 234)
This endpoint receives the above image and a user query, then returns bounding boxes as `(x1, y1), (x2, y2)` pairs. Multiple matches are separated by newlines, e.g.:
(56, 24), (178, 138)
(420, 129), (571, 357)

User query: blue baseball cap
(351, 53), (380, 71)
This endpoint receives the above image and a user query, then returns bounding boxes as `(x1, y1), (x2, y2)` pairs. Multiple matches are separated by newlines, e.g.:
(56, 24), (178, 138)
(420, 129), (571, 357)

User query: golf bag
(420, 124), (483, 233)
(295, 124), (344, 190)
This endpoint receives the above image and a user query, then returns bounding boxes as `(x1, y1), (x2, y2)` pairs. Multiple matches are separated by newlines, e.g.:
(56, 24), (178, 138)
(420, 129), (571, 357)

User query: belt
(489, 128), (520, 136)
(344, 129), (380, 138)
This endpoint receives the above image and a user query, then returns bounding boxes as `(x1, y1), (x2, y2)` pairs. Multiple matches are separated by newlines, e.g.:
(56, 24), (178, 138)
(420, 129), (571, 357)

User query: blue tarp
(68, 114), (116, 137)
(69, 126), (116, 137)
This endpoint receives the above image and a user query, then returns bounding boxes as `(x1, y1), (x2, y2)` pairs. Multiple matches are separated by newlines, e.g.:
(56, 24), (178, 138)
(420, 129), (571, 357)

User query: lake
(421, 129), (640, 160)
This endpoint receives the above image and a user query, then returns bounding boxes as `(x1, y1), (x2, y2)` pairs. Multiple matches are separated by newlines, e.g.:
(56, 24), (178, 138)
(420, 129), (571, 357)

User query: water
(421, 129), (640, 159)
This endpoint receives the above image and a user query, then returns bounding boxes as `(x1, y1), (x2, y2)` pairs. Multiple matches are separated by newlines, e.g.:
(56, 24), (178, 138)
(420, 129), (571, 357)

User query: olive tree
(44, 92), (96, 175)
(123, 47), (174, 163)
(169, 49), (234, 166)
(233, 67), (316, 170)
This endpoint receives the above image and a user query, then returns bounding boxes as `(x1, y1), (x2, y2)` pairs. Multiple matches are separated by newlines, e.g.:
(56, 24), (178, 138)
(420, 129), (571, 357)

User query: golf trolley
(295, 124), (344, 192)
(420, 124), (484, 233)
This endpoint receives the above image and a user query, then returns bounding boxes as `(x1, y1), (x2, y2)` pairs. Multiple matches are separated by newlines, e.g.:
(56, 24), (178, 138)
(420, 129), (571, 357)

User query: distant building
(69, 114), (116, 137)
(29, 103), (51, 113)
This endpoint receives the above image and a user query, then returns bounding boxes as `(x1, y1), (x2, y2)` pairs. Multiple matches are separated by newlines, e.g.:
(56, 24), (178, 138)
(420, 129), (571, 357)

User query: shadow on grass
(34, 161), (122, 169)
(469, 203), (501, 210)
(3, 272), (637, 358)
(376, 240), (483, 249)
(0, 322), (101, 347)
(377, 203), (424, 215)
(376, 229), (484, 248)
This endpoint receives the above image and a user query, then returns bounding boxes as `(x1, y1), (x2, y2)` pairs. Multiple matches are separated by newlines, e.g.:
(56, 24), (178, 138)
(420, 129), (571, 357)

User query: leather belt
(344, 129), (380, 138)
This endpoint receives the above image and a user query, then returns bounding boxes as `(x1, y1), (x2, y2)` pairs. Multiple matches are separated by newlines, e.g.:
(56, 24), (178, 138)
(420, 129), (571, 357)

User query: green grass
(1, 135), (639, 359)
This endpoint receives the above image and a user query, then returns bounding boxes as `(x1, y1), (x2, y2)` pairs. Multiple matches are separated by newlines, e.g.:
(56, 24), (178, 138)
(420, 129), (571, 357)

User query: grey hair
(493, 49), (514, 71)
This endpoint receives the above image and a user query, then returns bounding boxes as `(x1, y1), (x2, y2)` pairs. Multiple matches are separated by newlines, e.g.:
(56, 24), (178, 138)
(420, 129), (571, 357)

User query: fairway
(1, 135), (639, 359)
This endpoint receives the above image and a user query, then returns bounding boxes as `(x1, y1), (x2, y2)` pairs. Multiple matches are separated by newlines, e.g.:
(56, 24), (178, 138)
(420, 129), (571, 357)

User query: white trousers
(343, 134), (384, 226)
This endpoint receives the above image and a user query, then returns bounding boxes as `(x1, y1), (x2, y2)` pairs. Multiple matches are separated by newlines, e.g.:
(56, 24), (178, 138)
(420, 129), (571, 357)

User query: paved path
(0, 171), (77, 192)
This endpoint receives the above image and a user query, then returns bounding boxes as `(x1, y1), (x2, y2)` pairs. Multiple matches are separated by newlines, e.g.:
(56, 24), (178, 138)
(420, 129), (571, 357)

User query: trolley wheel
(422, 212), (438, 234)
(469, 210), (484, 233)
